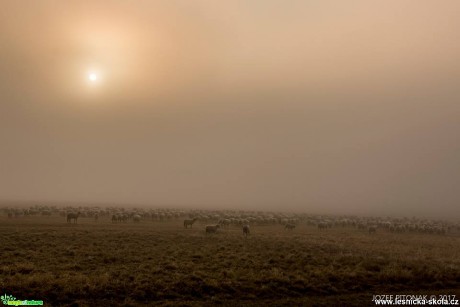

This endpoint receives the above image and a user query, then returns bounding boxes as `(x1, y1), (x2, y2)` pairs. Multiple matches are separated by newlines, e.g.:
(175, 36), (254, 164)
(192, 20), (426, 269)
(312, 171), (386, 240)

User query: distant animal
(219, 219), (231, 228)
(243, 224), (250, 236)
(184, 218), (198, 228)
(133, 214), (141, 223)
(285, 223), (296, 230)
(205, 224), (220, 234)
(112, 214), (118, 223)
(41, 210), (52, 216)
(94, 213), (99, 222)
(67, 212), (81, 224)
(318, 222), (328, 230)
(368, 226), (377, 234)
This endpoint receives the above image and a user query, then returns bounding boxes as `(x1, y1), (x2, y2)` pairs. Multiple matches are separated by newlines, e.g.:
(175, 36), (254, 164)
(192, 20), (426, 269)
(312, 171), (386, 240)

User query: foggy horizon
(1, 1), (460, 219)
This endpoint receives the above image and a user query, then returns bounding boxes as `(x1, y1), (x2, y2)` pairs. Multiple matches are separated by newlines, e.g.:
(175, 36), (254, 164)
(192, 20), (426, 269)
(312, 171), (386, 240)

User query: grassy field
(0, 216), (459, 306)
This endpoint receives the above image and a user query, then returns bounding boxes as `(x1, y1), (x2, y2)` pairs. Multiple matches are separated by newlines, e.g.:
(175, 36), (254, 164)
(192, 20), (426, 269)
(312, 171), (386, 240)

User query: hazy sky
(1, 1), (459, 218)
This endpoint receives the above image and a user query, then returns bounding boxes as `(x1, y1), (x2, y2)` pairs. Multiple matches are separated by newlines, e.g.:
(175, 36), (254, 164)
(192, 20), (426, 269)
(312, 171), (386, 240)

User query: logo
(1, 294), (43, 306)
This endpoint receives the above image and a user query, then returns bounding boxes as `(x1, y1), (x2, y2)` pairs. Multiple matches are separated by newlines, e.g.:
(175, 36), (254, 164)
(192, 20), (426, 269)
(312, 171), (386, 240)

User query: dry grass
(0, 216), (459, 306)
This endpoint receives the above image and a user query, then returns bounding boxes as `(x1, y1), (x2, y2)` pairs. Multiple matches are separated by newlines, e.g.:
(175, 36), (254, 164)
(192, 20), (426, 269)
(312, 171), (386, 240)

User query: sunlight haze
(1, 1), (459, 218)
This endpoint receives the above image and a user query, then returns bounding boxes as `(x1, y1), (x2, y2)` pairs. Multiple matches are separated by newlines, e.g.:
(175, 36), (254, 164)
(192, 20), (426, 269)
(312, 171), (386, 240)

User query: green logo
(1, 295), (15, 305)
(1, 294), (43, 306)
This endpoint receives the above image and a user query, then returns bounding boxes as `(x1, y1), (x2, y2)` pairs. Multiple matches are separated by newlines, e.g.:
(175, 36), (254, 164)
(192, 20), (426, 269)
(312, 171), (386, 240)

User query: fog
(1, 1), (459, 218)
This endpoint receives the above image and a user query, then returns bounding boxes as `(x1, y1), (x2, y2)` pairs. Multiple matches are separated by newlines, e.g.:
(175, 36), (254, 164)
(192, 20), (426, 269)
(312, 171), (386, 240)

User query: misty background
(1, 1), (459, 218)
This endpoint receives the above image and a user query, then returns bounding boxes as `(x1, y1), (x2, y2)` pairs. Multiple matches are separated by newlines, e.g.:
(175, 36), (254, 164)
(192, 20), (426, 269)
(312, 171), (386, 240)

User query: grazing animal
(205, 224), (220, 234)
(285, 223), (296, 230)
(94, 213), (99, 222)
(368, 226), (377, 234)
(133, 214), (141, 223)
(184, 218), (198, 228)
(318, 222), (328, 230)
(243, 224), (250, 236)
(219, 219), (231, 228)
(112, 214), (118, 223)
(67, 212), (81, 224)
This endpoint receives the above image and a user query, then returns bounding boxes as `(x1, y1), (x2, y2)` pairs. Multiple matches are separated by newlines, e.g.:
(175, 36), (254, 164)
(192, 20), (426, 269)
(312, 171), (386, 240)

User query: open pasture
(1, 214), (459, 306)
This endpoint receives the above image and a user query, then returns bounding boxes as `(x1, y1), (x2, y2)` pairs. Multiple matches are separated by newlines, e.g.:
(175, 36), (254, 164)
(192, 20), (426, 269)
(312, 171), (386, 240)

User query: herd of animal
(1, 204), (459, 237)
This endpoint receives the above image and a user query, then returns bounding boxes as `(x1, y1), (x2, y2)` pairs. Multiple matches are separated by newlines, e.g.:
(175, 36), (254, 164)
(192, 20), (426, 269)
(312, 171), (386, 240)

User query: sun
(88, 73), (98, 82)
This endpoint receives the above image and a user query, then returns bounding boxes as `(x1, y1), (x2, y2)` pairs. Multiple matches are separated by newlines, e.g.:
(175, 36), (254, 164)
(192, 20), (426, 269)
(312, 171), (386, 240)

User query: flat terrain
(1, 216), (459, 306)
